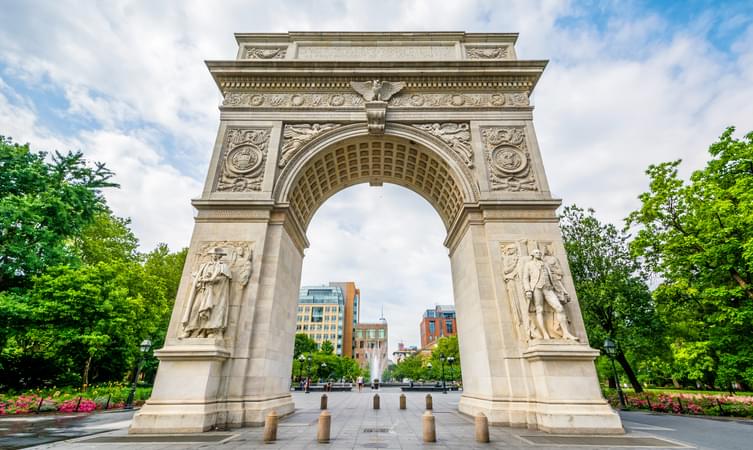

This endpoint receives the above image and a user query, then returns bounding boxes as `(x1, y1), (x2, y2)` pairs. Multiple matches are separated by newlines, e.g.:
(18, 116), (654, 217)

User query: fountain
(369, 352), (381, 385)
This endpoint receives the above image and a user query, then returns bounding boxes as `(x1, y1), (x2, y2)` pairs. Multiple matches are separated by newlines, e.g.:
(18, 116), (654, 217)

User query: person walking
(357, 375), (363, 392)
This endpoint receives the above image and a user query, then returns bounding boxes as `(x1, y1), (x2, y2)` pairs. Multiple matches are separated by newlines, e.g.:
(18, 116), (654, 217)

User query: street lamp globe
(298, 354), (305, 362)
(139, 339), (152, 353)
(447, 356), (455, 364)
(603, 339), (616, 356)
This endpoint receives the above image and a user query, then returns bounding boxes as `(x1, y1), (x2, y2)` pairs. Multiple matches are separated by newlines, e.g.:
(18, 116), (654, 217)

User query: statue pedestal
(458, 340), (623, 434)
(129, 345), (230, 434)
(522, 340), (623, 434)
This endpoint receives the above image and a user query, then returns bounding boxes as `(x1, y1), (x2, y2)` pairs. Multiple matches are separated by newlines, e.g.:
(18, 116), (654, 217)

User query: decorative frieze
(481, 127), (537, 192)
(390, 92), (528, 107)
(279, 123), (341, 167)
(222, 91), (529, 108)
(223, 92), (364, 108)
(466, 46), (510, 59)
(244, 47), (287, 59)
(215, 128), (270, 192)
(413, 123), (473, 168)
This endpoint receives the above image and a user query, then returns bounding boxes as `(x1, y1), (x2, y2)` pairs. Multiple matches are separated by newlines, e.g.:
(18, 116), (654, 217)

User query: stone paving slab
(32, 388), (695, 450)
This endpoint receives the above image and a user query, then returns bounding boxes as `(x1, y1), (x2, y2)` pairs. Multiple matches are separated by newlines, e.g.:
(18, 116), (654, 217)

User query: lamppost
(427, 362), (433, 383)
(125, 339), (152, 409)
(297, 354), (305, 383)
(603, 339), (626, 408)
(440, 353), (447, 394)
(305, 354), (313, 393)
(447, 356), (455, 388)
(321, 362), (327, 382)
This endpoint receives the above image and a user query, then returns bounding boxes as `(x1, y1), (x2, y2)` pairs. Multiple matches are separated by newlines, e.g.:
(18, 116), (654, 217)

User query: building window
(446, 321), (453, 334)
(379, 329), (385, 339)
(311, 306), (323, 322)
(429, 321), (435, 335)
(360, 341), (364, 348)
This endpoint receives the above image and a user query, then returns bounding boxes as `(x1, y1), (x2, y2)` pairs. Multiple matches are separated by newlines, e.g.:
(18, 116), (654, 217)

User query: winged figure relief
(350, 80), (406, 102)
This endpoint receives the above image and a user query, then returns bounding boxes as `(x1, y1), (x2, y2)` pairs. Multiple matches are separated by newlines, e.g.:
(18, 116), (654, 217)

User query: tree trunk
(82, 355), (93, 391)
(615, 351), (643, 393)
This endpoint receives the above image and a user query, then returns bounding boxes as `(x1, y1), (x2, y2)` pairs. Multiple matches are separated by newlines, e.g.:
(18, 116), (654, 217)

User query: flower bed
(603, 389), (753, 418)
(0, 384), (151, 415)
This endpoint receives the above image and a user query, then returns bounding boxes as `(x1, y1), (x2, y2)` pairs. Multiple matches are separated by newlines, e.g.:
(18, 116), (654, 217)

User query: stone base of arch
(457, 343), (623, 434)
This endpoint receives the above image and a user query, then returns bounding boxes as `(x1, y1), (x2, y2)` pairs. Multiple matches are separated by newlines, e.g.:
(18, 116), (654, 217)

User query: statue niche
(181, 242), (254, 339)
(501, 240), (577, 342)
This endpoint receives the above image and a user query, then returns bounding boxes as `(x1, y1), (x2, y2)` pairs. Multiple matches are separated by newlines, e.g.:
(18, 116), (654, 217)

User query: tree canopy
(0, 137), (116, 290)
(0, 136), (186, 390)
(626, 127), (753, 389)
(560, 205), (663, 392)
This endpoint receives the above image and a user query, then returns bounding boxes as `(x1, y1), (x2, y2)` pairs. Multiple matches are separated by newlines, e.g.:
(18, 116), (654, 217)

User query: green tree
(391, 354), (426, 381)
(560, 205), (663, 392)
(626, 127), (753, 389)
(0, 137), (116, 290)
(429, 336), (461, 382)
(0, 260), (170, 389)
(293, 333), (318, 358)
(320, 340), (335, 355)
(72, 211), (139, 264)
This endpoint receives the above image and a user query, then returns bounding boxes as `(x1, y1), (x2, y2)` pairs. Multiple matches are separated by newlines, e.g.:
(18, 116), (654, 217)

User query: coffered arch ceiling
(281, 132), (472, 231)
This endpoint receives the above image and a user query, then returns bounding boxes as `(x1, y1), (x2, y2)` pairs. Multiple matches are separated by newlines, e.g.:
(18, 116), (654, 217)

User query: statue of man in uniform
(181, 247), (233, 338)
(522, 248), (578, 341)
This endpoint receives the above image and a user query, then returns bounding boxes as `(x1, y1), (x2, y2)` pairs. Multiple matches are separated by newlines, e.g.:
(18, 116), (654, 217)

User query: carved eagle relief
(350, 80), (406, 102)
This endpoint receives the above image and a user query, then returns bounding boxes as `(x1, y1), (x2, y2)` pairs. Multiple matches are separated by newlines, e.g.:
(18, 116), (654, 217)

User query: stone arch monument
(130, 32), (623, 434)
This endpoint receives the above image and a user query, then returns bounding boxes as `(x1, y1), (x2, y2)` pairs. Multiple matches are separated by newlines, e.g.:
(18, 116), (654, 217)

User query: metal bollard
(422, 410), (436, 442)
(425, 393), (433, 410)
(317, 410), (331, 443)
(320, 393), (328, 410)
(475, 412), (490, 443)
(263, 410), (278, 443)
(399, 393), (406, 410)
(373, 393), (380, 409)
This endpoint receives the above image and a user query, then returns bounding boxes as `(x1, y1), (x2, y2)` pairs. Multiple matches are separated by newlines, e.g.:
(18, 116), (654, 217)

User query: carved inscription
(413, 123), (473, 168)
(215, 128), (270, 192)
(181, 241), (254, 339)
(481, 127), (537, 192)
(279, 123), (341, 167)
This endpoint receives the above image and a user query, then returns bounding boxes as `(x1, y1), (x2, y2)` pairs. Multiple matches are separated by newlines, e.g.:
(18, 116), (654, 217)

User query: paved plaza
(0, 388), (744, 449)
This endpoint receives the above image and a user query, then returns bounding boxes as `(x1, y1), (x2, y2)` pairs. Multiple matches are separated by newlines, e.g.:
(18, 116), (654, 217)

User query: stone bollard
(422, 410), (436, 442)
(425, 393), (433, 410)
(263, 410), (278, 443)
(373, 393), (380, 410)
(317, 410), (331, 443)
(399, 393), (406, 410)
(475, 412), (489, 443)
(320, 393), (328, 410)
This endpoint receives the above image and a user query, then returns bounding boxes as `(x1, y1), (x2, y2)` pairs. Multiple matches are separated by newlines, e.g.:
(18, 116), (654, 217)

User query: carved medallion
(481, 127), (537, 192)
(279, 123), (341, 167)
(215, 128), (270, 192)
(413, 123), (473, 168)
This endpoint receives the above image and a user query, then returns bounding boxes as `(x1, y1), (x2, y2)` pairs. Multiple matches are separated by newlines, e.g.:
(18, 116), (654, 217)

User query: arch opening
(284, 134), (468, 232)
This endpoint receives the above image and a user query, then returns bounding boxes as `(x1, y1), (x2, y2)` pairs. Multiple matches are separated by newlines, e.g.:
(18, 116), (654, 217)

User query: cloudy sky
(2, 0), (752, 357)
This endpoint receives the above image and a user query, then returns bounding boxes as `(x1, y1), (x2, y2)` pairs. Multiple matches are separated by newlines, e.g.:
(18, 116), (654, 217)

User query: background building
(296, 285), (345, 355)
(420, 304), (457, 348)
(329, 281), (360, 358)
(392, 342), (418, 363)
(354, 317), (388, 379)
(296, 282), (360, 357)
